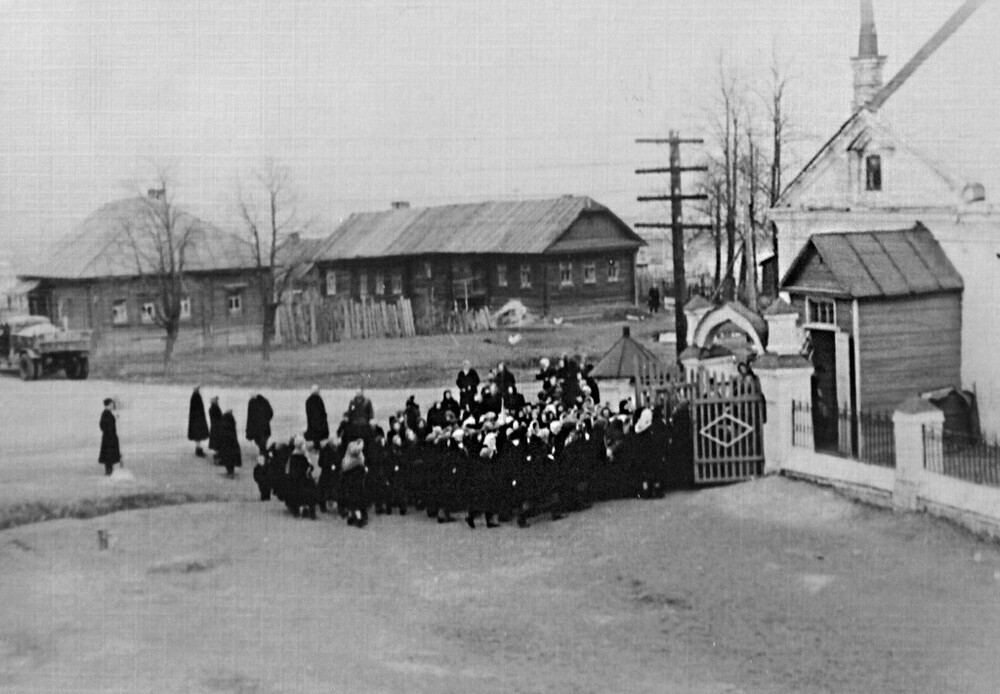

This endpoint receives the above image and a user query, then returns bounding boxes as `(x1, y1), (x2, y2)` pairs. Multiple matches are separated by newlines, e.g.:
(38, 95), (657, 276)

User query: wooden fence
(275, 296), (493, 345)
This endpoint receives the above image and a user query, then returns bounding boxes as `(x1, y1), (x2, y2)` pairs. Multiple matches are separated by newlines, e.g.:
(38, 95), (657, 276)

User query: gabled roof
(22, 197), (255, 280)
(313, 196), (643, 261)
(781, 224), (963, 299)
(589, 326), (662, 379)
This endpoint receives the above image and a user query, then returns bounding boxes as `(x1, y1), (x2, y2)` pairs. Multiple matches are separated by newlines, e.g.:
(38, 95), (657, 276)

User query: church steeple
(851, 0), (887, 111)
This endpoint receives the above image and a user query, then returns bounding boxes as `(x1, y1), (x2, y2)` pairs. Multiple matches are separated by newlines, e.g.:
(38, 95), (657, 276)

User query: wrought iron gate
(635, 364), (765, 485)
(690, 375), (764, 483)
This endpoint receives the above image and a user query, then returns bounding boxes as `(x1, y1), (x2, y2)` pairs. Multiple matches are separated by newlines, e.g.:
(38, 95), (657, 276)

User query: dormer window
(865, 154), (882, 191)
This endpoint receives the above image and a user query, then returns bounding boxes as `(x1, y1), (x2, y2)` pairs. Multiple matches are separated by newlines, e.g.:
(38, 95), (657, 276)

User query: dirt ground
(2, 377), (1000, 693)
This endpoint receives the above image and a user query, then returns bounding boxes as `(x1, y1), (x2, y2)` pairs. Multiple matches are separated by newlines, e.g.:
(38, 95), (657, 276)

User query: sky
(0, 0), (997, 267)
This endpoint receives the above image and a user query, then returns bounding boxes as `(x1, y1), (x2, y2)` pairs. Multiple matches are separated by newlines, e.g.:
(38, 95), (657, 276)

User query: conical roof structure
(589, 325), (662, 379)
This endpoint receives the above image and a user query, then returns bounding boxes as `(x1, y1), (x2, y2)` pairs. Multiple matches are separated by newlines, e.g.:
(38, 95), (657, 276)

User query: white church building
(769, 0), (1000, 435)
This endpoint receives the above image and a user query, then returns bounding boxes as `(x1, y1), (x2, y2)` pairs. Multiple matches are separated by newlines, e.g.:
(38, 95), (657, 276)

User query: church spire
(851, 0), (887, 111)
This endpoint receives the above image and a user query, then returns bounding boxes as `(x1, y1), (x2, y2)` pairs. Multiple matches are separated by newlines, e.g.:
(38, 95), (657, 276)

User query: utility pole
(636, 131), (709, 359)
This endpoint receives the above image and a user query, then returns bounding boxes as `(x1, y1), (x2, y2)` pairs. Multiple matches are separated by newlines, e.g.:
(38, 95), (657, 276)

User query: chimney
(851, 0), (887, 112)
(391, 201), (410, 210)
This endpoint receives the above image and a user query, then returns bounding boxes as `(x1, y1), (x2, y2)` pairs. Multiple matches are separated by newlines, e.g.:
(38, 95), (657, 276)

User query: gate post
(755, 353), (814, 474)
(892, 396), (943, 511)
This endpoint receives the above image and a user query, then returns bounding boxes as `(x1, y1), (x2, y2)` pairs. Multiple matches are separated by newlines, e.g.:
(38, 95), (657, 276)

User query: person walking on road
(98, 398), (121, 476)
(305, 385), (330, 451)
(245, 393), (274, 460)
(187, 386), (210, 458)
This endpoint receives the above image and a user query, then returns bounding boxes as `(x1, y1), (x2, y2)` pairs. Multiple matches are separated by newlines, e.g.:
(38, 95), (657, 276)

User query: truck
(0, 315), (93, 380)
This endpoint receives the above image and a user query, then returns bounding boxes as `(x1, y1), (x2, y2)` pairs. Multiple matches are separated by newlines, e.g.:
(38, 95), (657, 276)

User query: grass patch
(90, 314), (678, 389)
(0, 492), (229, 531)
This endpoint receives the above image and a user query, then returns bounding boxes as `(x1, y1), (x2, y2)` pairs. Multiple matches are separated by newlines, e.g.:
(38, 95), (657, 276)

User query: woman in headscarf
(187, 386), (210, 458)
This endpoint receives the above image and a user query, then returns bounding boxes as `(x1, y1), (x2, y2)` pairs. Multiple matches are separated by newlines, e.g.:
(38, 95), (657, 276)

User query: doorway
(809, 329), (839, 451)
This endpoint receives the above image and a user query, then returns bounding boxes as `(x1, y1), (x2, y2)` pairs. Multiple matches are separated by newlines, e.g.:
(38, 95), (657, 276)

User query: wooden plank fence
(275, 296), (494, 344)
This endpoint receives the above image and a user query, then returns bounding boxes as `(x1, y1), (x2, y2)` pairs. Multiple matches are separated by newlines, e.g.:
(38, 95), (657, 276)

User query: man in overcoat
(99, 398), (121, 476)
(304, 385), (330, 450)
(245, 393), (274, 459)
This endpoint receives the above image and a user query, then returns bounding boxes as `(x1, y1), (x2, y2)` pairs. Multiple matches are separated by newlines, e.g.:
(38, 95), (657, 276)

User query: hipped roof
(313, 196), (643, 261)
(589, 328), (662, 379)
(780, 224), (963, 299)
(22, 197), (256, 280)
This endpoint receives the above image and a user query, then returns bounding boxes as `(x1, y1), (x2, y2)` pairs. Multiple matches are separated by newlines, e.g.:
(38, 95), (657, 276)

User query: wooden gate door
(691, 375), (765, 484)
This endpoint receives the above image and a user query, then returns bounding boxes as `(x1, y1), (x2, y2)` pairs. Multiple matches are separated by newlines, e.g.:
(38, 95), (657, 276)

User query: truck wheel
(19, 356), (35, 381)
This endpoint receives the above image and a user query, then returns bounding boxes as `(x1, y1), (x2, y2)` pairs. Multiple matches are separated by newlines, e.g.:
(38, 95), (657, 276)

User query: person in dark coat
(245, 393), (273, 458)
(304, 385), (330, 449)
(187, 386), (210, 457)
(456, 361), (480, 414)
(217, 409), (242, 478)
(283, 436), (322, 518)
(494, 362), (516, 399)
(316, 440), (340, 513)
(207, 396), (223, 462)
(98, 398), (121, 476)
(582, 365), (601, 407)
(404, 395), (421, 432)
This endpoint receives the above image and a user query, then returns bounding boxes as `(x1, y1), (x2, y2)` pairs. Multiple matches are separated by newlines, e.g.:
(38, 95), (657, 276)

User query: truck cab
(0, 315), (92, 380)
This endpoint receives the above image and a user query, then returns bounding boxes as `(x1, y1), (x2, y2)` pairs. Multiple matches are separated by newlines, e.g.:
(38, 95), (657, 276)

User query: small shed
(781, 223), (963, 450)
(590, 325), (664, 406)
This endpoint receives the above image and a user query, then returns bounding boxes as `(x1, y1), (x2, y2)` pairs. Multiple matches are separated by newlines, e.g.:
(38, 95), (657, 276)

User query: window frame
(111, 299), (128, 326)
(390, 269), (403, 295)
(607, 258), (620, 283)
(179, 296), (192, 321)
(226, 290), (243, 316)
(519, 263), (532, 289)
(496, 262), (508, 287)
(325, 269), (338, 297)
(865, 154), (882, 192)
(583, 261), (597, 284)
(139, 300), (157, 325)
(358, 270), (368, 297)
(805, 297), (836, 327)
(558, 261), (573, 287)
(374, 271), (386, 295)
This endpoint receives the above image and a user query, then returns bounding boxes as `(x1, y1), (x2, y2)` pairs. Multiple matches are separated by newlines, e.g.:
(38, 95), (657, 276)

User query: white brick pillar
(755, 354), (814, 474)
(892, 396), (943, 511)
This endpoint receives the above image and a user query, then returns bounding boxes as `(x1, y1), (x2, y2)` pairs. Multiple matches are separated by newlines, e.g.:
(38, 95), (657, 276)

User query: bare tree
(236, 159), (310, 362)
(120, 167), (199, 372)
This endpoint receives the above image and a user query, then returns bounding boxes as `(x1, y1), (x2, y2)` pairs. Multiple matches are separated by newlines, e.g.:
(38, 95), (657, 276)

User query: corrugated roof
(589, 327), (662, 379)
(23, 197), (255, 280)
(781, 224), (963, 299)
(314, 196), (642, 261)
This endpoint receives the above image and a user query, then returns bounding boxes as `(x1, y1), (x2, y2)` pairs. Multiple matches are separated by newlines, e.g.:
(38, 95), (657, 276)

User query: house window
(424, 261), (433, 279)
(179, 296), (192, 320)
(806, 297), (836, 326)
(865, 154), (882, 191)
(583, 261), (596, 284)
(227, 290), (243, 315)
(520, 264), (532, 288)
(111, 299), (128, 326)
(559, 262), (573, 287)
(139, 301), (156, 325)
(375, 271), (385, 295)
(390, 269), (403, 295)
(358, 271), (368, 297)
(496, 263), (508, 287)
(325, 270), (338, 296)
(607, 258), (620, 282)
(57, 297), (73, 323)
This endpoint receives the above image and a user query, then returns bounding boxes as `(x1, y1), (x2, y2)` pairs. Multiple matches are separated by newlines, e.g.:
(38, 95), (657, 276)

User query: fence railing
(923, 426), (1000, 488)
(792, 401), (895, 468)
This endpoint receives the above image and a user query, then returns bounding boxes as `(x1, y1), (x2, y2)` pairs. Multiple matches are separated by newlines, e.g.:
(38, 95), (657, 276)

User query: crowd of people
(180, 355), (694, 529)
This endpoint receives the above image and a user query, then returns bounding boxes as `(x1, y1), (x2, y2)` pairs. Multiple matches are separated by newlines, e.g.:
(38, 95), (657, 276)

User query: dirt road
(1, 377), (999, 693)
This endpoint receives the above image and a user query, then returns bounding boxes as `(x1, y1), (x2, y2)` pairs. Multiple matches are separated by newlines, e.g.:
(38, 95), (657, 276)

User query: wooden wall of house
(40, 270), (265, 337)
(543, 251), (636, 309)
(857, 292), (962, 413)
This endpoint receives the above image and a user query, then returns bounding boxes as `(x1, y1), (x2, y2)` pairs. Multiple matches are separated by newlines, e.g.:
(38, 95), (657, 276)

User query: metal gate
(690, 375), (764, 484)
(634, 363), (765, 485)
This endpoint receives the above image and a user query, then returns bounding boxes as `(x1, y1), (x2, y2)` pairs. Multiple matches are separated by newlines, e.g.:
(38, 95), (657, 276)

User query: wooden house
(311, 196), (644, 326)
(17, 193), (263, 353)
(780, 224), (963, 450)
